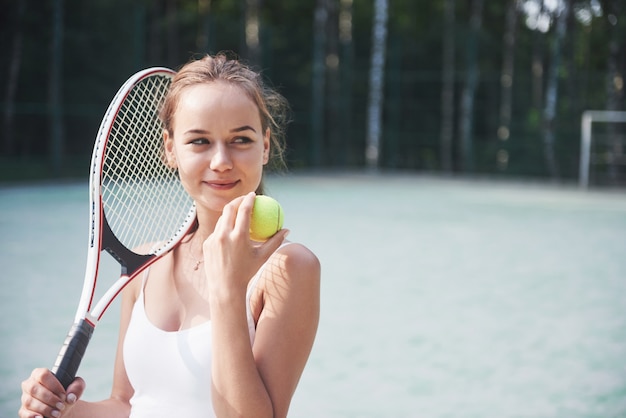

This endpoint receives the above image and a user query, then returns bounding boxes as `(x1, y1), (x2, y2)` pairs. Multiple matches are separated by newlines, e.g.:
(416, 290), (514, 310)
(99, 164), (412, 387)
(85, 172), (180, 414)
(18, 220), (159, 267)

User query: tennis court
(1, 173), (626, 417)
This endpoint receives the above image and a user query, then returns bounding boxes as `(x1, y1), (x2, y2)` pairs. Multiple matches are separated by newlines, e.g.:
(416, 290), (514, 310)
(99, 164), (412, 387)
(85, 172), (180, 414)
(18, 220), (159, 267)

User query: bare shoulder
(279, 241), (320, 265)
(257, 241), (320, 329)
(121, 275), (142, 305)
(274, 242), (320, 281)
(123, 272), (142, 298)
(259, 242), (320, 303)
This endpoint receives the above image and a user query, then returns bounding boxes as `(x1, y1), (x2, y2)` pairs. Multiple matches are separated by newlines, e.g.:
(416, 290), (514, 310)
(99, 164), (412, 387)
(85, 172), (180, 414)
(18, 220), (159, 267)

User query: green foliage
(0, 0), (621, 182)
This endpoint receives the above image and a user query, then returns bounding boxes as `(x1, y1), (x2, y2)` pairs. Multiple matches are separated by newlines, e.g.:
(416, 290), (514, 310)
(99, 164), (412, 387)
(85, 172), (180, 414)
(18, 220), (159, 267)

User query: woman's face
(164, 81), (269, 213)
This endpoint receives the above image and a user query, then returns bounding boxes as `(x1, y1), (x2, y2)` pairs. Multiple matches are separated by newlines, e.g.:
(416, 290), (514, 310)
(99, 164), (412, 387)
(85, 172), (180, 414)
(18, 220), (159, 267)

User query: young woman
(19, 54), (321, 418)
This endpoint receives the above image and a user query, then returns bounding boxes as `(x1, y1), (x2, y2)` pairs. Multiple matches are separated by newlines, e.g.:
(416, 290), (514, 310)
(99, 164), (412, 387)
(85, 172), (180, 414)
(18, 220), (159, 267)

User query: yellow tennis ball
(250, 195), (284, 241)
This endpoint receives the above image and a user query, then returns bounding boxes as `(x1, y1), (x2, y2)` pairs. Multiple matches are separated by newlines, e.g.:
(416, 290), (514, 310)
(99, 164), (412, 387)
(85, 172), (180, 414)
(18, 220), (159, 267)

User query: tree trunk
(49, 0), (64, 176)
(244, 0), (262, 66)
(531, 1), (545, 111)
(440, 0), (455, 172)
(196, 0), (212, 53)
(166, 0), (179, 66)
(3, 0), (26, 156)
(338, 0), (353, 166)
(148, 2), (163, 64)
(605, 0), (624, 183)
(496, 0), (518, 171)
(325, 0), (341, 166)
(457, 0), (483, 172)
(365, 0), (389, 169)
(132, 3), (146, 69)
(542, 0), (569, 179)
(310, 0), (328, 166)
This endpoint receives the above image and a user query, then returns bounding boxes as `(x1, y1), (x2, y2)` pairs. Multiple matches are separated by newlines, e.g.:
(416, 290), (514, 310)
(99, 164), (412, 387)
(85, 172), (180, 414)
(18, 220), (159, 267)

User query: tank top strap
(138, 267), (151, 300)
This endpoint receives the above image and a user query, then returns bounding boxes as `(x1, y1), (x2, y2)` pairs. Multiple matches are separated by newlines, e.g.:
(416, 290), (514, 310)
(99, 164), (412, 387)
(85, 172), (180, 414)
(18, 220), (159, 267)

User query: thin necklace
(188, 236), (203, 271)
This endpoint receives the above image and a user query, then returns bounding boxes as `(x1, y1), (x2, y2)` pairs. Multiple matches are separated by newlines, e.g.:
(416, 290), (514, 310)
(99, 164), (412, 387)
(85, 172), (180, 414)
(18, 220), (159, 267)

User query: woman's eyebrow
(231, 125), (257, 133)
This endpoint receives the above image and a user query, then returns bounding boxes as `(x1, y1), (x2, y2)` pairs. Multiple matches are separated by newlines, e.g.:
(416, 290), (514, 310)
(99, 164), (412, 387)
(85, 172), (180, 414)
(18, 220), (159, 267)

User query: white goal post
(579, 110), (626, 188)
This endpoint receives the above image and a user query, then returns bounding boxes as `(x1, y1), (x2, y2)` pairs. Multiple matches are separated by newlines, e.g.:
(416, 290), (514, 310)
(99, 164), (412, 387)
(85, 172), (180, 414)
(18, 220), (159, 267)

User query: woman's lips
(205, 180), (239, 190)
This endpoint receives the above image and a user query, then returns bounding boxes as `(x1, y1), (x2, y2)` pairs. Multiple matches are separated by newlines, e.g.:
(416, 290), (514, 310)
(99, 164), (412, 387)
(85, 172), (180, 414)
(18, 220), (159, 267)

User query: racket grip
(51, 319), (94, 389)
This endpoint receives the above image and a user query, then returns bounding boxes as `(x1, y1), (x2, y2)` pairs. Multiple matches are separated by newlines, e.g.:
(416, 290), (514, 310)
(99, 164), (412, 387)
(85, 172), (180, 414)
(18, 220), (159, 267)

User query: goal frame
(579, 110), (626, 188)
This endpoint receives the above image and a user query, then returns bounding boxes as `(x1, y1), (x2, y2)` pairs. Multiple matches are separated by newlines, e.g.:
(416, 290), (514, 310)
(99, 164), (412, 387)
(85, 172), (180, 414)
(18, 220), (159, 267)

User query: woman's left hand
(202, 192), (289, 298)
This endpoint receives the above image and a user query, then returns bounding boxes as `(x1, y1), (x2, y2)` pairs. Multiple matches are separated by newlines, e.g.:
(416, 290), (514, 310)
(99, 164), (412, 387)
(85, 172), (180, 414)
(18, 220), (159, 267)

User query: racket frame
(50, 67), (197, 390)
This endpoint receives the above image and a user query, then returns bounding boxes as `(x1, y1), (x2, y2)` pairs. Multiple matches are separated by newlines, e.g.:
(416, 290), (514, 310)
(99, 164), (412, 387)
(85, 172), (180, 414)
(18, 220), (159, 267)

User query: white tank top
(123, 247), (278, 417)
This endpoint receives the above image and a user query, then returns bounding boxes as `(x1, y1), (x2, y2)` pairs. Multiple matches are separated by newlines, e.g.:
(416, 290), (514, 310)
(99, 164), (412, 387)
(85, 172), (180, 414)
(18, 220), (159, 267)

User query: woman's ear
(163, 130), (177, 169)
(262, 127), (270, 165)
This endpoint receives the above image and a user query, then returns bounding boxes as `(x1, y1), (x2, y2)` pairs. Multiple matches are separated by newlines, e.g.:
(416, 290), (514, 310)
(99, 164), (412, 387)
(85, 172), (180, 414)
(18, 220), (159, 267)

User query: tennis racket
(50, 67), (196, 390)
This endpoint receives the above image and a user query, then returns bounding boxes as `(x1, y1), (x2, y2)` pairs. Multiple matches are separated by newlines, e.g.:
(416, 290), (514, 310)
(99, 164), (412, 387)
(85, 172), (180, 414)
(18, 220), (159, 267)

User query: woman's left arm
(206, 194), (320, 418)
(209, 243), (320, 418)
(252, 244), (321, 417)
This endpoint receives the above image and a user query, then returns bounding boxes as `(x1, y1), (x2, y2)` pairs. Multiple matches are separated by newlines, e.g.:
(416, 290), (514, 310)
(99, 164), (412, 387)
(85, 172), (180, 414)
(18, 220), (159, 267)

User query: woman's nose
(209, 143), (233, 171)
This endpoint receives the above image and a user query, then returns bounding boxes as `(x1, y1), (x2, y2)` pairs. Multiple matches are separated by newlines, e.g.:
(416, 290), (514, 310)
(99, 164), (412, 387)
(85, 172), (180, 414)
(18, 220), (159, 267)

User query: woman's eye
(190, 138), (209, 145)
(233, 136), (253, 144)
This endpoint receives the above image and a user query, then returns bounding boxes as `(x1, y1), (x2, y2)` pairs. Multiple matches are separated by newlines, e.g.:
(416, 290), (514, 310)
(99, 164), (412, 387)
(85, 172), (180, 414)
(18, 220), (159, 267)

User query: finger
(216, 195), (246, 232)
(23, 369), (65, 406)
(36, 369), (65, 396)
(20, 383), (65, 418)
(234, 192), (256, 235)
(255, 228), (290, 258)
(65, 376), (86, 404)
(20, 395), (65, 418)
(20, 376), (85, 418)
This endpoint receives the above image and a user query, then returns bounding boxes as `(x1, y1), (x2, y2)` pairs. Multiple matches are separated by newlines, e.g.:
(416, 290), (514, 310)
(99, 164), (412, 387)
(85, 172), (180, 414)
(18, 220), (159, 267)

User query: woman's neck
(194, 207), (222, 241)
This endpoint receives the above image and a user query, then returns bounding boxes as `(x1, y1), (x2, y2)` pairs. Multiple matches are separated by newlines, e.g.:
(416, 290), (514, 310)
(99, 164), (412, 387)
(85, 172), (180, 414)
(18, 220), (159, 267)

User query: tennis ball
(249, 195), (284, 241)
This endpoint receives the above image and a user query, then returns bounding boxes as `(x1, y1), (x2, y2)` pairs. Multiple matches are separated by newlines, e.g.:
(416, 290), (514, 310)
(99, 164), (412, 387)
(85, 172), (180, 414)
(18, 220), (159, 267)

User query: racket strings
(102, 74), (194, 255)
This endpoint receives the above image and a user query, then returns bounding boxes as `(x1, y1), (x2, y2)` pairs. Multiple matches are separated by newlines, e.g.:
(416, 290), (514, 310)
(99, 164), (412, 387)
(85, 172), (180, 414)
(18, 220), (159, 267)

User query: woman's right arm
(19, 279), (138, 418)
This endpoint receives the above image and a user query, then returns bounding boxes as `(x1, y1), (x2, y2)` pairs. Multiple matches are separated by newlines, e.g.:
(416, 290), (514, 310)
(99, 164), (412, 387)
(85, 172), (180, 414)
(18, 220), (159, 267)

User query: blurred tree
(440, 0), (455, 172)
(530, 2), (545, 112)
(542, 0), (570, 179)
(325, 0), (341, 166)
(49, 0), (64, 175)
(496, 0), (519, 171)
(133, 2), (147, 69)
(196, 0), (212, 53)
(311, 0), (328, 166)
(337, 0), (353, 166)
(366, 0), (388, 169)
(0, 0), (619, 182)
(166, 0), (180, 65)
(244, 0), (262, 66)
(458, 0), (483, 172)
(148, 1), (166, 65)
(2, 0), (26, 157)
(604, 0), (624, 182)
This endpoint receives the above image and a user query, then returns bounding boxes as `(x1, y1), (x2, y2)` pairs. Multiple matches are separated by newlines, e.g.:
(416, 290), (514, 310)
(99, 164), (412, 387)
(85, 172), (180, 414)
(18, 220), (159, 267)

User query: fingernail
(56, 402), (65, 410)
(67, 393), (77, 403)
(51, 410), (60, 418)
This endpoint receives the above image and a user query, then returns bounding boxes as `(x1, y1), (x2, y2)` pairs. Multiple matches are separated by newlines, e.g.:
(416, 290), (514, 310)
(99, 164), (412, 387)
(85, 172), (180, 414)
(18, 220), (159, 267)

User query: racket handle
(51, 319), (94, 389)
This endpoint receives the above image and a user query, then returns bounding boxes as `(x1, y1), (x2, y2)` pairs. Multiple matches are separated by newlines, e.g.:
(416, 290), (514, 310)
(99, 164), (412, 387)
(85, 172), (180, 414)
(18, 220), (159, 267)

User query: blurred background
(2, 2), (626, 417)
(0, 0), (624, 186)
